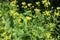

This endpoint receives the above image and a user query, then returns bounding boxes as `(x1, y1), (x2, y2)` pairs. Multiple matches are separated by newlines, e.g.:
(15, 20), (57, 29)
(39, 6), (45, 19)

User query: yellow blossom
(21, 2), (26, 5)
(0, 27), (6, 30)
(4, 35), (11, 40)
(42, 0), (46, 4)
(48, 23), (56, 27)
(36, 2), (40, 5)
(10, 1), (16, 6)
(44, 2), (50, 7)
(44, 11), (50, 16)
(10, 10), (15, 16)
(27, 3), (32, 7)
(17, 19), (21, 23)
(22, 5), (27, 9)
(10, 10), (19, 17)
(1, 32), (6, 37)
(8, 35), (12, 40)
(14, 12), (19, 16)
(17, 5), (19, 7)
(46, 32), (52, 38)
(26, 16), (32, 21)
(57, 7), (60, 9)
(32, 6), (34, 8)
(55, 12), (60, 16)
(34, 8), (40, 13)
(24, 6), (27, 9)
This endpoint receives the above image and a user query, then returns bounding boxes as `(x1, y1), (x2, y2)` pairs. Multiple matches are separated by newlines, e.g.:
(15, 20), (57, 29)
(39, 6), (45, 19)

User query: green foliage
(0, 0), (60, 40)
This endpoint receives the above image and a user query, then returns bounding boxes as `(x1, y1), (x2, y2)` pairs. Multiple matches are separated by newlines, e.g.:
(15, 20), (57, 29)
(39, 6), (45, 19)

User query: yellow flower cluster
(46, 32), (52, 38)
(3, 35), (11, 40)
(27, 3), (32, 7)
(48, 23), (56, 28)
(42, 0), (50, 7)
(42, 0), (47, 4)
(25, 16), (32, 21)
(17, 19), (21, 23)
(44, 2), (50, 7)
(22, 5), (27, 9)
(10, 10), (19, 18)
(57, 7), (60, 10)
(43, 11), (50, 16)
(36, 2), (40, 6)
(21, 2), (33, 9)
(10, 0), (17, 6)
(21, 2), (26, 6)
(1, 32), (6, 37)
(15, 18), (21, 24)
(34, 8), (40, 13)
(54, 11), (60, 16)
(0, 27), (6, 30)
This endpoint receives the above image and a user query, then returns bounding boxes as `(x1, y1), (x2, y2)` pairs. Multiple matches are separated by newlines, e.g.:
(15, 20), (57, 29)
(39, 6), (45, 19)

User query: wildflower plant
(0, 0), (60, 40)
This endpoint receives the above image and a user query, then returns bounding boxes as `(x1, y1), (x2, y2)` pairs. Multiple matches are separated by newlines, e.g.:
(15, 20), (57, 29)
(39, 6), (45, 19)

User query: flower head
(36, 2), (40, 5)
(26, 16), (32, 21)
(21, 2), (26, 5)
(10, 10), (19, 18)
(34, 8), (40, 13)
(48, 23), (56, 28)
(44, 2), (50, 7)
(10, 1), (16, 6)
(44, 11), (50, 16)
(46, 32), (52, 38)
(27, 3), (32, 7)
(57, 7), (60, 9)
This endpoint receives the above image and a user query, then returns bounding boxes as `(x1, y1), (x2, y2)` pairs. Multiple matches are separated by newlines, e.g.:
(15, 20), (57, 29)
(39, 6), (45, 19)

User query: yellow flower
(4, 35), (11, 40)
(42, 0), (46, 4)
(27, 3), (32, 7)
(32, 6), (34, 8)
(17, 19), (21, 23)
(10, 1), (16, 6)
(24, 6), (27, 9)
(8, 35), (11, 40)
(48, 23), (56, 27)
(44, 11), (50, 16)
(46, 32), (52, 38)
(0, 27), (6, 30)
(36, 2), (40, 5)
(1, 32), (6, 37)
(10, 10), (15, 16)
(14, 12), (19, 16)
(21, 2), (26, 5)
(26, 16), (32, 21)
(55, 12), (60, 16)
(44, 2), (50, 7)
(22, 5), (27, 8)
(10, 10), (19, 17)
(34, 8), (40, 13)
(57, 7), (60, 9)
